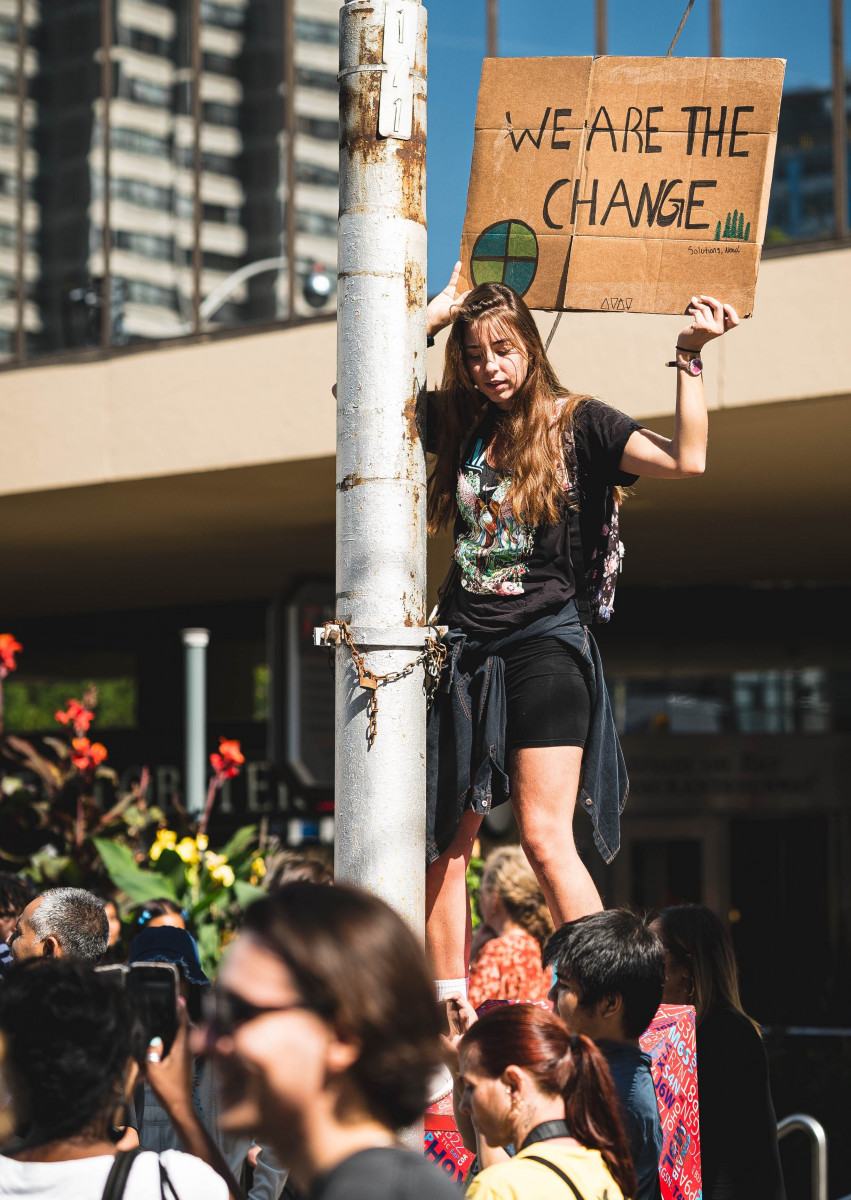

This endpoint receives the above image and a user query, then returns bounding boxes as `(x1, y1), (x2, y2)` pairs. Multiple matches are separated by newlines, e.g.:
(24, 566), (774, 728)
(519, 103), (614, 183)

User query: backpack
(562, 421), (624, 626)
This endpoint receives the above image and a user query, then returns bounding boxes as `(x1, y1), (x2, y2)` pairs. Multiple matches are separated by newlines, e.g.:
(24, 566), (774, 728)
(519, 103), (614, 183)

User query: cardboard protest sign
(640, 1004), (702, 1200)
(421, 997), (552, 1184)
(459, 56), (785, 316)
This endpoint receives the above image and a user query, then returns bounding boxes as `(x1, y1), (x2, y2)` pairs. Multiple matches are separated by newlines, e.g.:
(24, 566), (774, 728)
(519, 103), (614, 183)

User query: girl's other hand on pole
(426, 261), (471, 337)
(678, 294), (740, 351)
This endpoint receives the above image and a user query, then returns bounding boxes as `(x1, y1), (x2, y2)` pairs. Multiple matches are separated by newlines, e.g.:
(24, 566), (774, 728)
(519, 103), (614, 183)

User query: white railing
(778, 1114), (828, 1200)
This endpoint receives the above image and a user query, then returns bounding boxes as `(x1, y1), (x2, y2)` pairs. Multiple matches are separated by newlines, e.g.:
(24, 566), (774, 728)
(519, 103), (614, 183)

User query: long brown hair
(460, 1003), (636, 1198)
(427, 283), (593, 535)
(480, 845), (554, 951)
(656, 904), (762, 1035)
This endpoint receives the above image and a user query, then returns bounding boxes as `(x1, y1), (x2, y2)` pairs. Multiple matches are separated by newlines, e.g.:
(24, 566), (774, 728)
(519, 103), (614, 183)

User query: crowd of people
(0, 848), (785, 1200)
(0, 271), (780, 1198)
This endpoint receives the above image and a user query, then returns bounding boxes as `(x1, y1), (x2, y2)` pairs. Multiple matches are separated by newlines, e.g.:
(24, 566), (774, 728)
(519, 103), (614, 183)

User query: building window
(295, 17), (338, 46)
(611, 668), (832, 736)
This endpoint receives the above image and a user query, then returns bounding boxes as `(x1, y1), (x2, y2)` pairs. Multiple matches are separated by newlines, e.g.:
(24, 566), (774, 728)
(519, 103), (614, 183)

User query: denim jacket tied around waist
(425, 598), (628, 867)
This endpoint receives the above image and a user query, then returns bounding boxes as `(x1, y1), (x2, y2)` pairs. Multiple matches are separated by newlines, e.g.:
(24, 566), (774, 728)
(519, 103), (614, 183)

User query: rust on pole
(709, 0), (722, 58)
(334, 1), (428, 934)
(487, 0), (498, 58)
(831, 0), (848, 239)
(595, 0), (607, 57)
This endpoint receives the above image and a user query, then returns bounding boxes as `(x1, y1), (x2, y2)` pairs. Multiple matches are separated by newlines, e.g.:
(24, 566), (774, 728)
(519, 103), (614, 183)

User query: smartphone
(95, 965), (127, 986)
(126, 961), (180, 1058)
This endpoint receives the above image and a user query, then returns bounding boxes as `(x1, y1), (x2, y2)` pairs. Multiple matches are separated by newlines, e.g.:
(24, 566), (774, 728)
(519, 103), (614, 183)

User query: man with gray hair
(8, 887), (108, 965)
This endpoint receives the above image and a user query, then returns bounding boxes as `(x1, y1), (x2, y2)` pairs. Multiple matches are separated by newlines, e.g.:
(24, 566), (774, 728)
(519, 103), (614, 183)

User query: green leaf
(196, 921), (222, 977)
(233, 880), (265, 911)
(190, 892), (219, 920)
(29, 847), (71, 884)
(93, 837), (179, 903)
(153, 848), (189, 899)
(218, 825), (257, 862)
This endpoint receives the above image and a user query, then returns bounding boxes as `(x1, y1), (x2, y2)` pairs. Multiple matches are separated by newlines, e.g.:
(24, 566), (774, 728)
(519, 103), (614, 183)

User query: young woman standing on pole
(424, 266), (738, 998)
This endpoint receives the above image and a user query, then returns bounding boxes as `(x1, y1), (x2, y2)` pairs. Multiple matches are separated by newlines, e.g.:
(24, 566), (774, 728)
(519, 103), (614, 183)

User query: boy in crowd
(545, 909), (666, 1200)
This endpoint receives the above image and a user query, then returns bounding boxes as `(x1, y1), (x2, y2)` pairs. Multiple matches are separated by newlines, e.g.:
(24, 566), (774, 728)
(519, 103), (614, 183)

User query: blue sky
(424, 0), (849, 285)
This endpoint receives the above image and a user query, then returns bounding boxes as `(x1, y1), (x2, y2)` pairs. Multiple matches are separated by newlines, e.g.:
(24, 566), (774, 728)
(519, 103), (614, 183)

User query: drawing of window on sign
(470, 220), (538, 295)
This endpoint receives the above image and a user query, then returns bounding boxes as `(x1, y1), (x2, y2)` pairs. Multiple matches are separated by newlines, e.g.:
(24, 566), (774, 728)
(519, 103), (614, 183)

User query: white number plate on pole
(378, 1), (418, 140)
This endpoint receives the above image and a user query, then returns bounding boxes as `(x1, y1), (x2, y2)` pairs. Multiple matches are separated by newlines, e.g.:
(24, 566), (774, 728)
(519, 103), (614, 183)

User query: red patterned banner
(641, 1003), (703, 1200)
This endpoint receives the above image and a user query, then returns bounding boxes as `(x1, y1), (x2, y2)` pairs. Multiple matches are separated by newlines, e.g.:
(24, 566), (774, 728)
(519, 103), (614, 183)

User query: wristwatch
(666, 348), (703, 375)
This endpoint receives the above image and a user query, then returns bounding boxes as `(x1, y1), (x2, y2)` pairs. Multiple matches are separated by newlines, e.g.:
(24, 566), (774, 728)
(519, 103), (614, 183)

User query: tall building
(0, 0), (338, 360)
(767, 78), (851, 243)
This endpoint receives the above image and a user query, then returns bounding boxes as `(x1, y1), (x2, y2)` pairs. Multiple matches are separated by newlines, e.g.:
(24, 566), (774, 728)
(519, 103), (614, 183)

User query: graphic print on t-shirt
(454, 435), (535, 595)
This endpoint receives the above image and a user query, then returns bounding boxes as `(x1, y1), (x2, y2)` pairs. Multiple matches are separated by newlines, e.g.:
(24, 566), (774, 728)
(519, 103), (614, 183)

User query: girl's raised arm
(619, 294), (739, 479)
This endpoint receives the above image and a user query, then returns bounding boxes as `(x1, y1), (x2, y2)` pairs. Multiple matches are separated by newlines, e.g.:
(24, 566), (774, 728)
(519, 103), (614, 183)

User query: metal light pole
(486, 0), (497, 57)
(709, 0), (722, 58)
(181, 627), (209, 817)
(831, 0), (848, 239)
(595, 0), (607, 56)
(334, 1), (428, 933)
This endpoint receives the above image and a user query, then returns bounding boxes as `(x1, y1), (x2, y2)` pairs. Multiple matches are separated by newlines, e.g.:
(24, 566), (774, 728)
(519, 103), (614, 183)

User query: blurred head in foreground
(198, 883), (442, 1175)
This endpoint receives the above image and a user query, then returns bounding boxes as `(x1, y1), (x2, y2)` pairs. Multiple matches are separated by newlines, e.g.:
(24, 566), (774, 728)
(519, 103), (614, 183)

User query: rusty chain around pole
(323, 621), (447, 745)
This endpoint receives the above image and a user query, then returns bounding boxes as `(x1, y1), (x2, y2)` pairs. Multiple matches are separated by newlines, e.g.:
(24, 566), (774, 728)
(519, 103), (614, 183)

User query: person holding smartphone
(126, 926), (287, 1200)
(0, 958), (244, 1200)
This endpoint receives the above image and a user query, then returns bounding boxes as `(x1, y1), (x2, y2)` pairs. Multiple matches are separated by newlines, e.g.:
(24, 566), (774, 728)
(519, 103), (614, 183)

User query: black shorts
(500, 636), (591, 751)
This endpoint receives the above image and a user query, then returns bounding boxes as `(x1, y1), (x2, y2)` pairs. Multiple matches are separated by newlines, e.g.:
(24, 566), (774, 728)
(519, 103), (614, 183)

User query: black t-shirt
(696, 1008), (786, 1200)
(444, 398), (641, 637)
(307, 1146), (462, 1200)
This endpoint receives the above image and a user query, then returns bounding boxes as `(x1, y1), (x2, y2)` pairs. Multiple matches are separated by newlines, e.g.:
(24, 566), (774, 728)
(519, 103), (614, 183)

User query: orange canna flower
(70, 737), (108, 773)
(0, 633), (22, 676)
(54, 698), (95, 735)
(210, 737), (245, 780)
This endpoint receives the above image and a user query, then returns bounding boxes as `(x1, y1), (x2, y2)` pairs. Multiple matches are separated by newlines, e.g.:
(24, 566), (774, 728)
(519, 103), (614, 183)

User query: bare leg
(425, 808), (483, 978)
(510, 745), (602, 926)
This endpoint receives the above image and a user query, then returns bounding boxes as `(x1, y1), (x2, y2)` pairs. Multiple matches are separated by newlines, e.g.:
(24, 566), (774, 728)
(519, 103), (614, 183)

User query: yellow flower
(195, 834), (209, 853)
(210, 863), (235, 888)
(204, 851), (227, 872)
(150, 829), (177, 862)
(175, 837), (199, 864)
(250, 856), (266, 879)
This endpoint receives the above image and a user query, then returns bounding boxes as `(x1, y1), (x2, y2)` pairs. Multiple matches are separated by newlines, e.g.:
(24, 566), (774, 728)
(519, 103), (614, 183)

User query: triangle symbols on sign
(601, 298), (610, 310)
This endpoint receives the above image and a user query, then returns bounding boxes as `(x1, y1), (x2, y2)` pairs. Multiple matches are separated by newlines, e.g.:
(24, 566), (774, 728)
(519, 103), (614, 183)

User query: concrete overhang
(0, 245), (849, 616)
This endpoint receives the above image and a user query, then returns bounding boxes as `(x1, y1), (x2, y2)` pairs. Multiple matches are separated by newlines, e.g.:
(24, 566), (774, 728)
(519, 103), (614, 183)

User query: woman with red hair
(458, 1003), (635, 1199)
